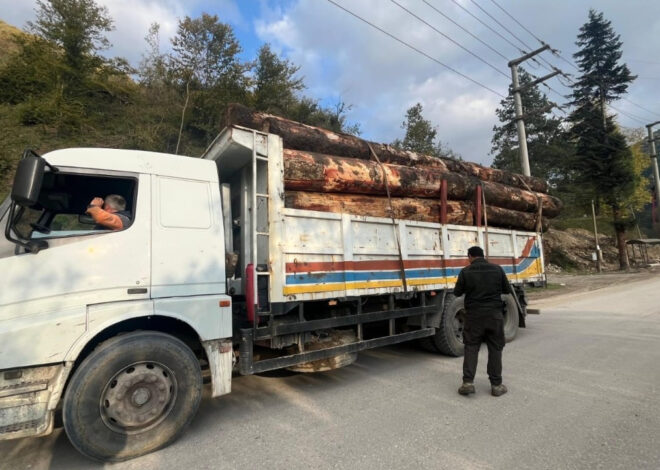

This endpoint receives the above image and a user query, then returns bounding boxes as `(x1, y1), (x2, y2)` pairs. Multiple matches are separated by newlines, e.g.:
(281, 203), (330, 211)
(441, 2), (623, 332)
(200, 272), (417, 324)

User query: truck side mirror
(11, 155), (46, 207)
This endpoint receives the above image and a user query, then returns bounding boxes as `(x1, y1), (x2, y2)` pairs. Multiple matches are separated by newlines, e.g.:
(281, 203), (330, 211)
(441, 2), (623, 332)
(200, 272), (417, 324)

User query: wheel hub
(132, 387), (151, 407)
(100, 362), (177, 434)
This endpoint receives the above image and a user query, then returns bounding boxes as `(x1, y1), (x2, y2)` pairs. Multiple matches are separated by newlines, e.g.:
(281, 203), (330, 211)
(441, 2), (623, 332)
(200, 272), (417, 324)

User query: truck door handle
(127, 288), (148, 294)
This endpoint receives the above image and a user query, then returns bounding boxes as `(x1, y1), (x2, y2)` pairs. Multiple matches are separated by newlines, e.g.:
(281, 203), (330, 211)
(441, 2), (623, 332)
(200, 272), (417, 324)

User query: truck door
(0, 171), (151, 370)
(150, 175), (225, 298)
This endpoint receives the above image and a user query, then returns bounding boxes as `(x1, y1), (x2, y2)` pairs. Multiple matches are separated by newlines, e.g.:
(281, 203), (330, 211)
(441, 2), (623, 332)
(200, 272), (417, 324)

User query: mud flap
(202, 339), (233, 398)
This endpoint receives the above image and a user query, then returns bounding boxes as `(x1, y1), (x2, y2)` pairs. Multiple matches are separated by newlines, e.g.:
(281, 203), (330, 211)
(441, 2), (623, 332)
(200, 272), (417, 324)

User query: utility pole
(591, 199), (602, 273)
(508, 45), (561, 177)
(646, 121), (660, 222)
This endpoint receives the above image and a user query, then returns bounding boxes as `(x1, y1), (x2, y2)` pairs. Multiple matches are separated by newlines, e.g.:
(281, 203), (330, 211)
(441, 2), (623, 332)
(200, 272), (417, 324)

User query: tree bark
(285, 191), (473, 225)
(613, 210), (630, 271)
(482, 205), (549, 232)
(285, 191), (549, 231)
(176, 80), (190, 155)
(283, 149), (562, 217)
(227, 103), (549, 193)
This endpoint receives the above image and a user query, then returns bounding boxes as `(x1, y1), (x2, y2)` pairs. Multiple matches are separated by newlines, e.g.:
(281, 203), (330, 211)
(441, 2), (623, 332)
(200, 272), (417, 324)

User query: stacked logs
(227, 104), (562, 232)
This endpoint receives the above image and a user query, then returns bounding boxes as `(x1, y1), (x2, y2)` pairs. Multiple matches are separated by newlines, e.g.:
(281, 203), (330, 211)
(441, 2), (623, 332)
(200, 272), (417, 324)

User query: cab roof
(43, 148), (218, 182)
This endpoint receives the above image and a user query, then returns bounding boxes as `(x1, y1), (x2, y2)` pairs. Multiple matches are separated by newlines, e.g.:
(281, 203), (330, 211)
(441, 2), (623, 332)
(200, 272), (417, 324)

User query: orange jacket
(86, 206), (124, 231)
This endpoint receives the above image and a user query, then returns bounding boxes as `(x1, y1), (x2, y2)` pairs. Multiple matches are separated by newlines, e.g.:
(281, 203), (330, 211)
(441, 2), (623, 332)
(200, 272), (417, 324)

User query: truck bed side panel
(272, 209), (544, 303)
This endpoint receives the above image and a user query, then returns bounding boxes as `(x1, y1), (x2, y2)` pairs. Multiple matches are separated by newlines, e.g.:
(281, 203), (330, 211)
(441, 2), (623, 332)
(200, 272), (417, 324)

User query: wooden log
(284, 191), (549, 232)
(283, 149), (562, 217)
(284, 191), (473, 225)
(228, 103), (549, 193)
(483, 205), (549, 232)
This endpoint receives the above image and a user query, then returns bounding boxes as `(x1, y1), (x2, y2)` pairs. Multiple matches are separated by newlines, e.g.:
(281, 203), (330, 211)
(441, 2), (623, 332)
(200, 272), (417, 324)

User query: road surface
(2, 274), (660, 469)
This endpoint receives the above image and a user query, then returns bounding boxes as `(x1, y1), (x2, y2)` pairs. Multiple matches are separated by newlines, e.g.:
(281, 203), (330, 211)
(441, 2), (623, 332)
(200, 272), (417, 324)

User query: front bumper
(0, 363), (71, 440)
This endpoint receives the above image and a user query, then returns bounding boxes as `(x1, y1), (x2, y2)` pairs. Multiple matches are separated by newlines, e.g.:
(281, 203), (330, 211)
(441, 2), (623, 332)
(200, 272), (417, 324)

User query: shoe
(458, 382), (475, 395)
(491, 384), (508, 397)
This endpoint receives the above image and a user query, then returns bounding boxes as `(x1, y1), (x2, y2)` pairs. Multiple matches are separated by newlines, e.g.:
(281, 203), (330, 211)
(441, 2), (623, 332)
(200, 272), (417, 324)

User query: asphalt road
(3, 275), (660, 470)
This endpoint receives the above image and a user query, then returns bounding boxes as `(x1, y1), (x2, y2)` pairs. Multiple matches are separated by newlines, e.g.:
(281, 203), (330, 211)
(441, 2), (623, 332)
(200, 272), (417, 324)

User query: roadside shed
(626, 239), (660, 265)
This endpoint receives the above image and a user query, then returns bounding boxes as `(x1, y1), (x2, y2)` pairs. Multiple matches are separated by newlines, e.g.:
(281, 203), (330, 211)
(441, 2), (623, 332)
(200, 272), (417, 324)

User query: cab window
(12, 172), (137, 240)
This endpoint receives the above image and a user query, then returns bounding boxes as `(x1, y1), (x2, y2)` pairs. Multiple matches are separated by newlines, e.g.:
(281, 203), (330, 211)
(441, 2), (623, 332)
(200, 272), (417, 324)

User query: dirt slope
(543, 227), (660, 272)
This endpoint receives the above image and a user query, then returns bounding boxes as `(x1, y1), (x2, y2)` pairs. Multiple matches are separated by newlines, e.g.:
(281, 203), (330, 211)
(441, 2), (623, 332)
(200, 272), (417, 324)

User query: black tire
(63, 331), (202, 462)
(422, 293), (520, 355)
(421, 294), (465, 357)
(502, 294), (519, 343)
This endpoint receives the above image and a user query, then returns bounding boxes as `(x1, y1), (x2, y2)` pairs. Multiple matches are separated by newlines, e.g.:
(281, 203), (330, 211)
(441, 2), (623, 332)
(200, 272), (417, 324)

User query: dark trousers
(462, 314), (505, 386)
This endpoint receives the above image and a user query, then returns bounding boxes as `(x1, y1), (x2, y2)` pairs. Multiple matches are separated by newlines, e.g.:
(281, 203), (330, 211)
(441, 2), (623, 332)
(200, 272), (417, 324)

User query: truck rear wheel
(502, 294), (519, 343)
(422, 293), (519, 356)
(63, 331), (202, 462)
(420, 294), (465, 357)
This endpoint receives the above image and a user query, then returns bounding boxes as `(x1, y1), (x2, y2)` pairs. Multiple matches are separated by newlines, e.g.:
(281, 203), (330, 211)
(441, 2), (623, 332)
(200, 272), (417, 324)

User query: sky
(1, 0), (660, 165)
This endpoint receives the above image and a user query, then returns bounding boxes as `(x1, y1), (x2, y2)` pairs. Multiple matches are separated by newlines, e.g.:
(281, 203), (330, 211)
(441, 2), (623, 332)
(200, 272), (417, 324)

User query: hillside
(544, 227), (660, 272)
(0, 20), (24, 65)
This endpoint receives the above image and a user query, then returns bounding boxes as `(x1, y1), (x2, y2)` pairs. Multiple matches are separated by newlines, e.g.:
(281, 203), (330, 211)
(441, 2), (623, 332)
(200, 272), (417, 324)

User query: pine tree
(252, 44), (304, 115)
(392, 103), (458, 159)
(568, 9), (637, 269)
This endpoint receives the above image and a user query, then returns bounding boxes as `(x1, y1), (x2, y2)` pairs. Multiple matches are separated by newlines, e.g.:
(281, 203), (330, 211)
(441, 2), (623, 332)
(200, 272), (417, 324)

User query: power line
(427, 0), (567, 107)
(324, 0), (507, 98)
(448, 0), (523, 54)
(445, 0), (555, 83)
(481, 0), (660, 122)
(487, 0), (545, 45)
(410, 0), (567, 111)
(421, 0), (509, 61)
(558, 70), (660, 121)
(467, 0), (533, 51)
(609, 104), (650, 125)
(620, 99), (660, 120)
(437, 0), (570, 113)
(487, 0), (579, 73)
(390, 0), (509, 79)
(465, 0), (563, 76)
(552, 51), (580, 72)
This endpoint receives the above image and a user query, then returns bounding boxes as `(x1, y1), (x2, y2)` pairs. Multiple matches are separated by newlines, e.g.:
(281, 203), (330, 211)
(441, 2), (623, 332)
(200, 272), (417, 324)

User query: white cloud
(253, 0), (509, 163)
(101, 0), (186, 64)
(253, 0), (660, 166)
(0, 0), (241, 66)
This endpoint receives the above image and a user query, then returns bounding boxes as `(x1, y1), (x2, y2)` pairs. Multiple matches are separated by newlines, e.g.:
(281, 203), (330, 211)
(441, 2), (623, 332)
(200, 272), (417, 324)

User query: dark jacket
(453, 257), (511, 317)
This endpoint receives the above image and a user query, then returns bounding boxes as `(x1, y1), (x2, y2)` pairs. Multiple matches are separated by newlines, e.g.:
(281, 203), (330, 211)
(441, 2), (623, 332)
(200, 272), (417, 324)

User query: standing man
(453, 246), (511, 397)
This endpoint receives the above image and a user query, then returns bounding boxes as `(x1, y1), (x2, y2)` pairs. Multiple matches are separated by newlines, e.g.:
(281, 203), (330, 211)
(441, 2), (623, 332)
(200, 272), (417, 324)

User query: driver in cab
(86, 194), (131, 231)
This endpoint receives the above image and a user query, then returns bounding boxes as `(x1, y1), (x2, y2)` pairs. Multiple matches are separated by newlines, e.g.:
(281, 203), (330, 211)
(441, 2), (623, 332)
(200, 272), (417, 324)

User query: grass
(543, 283), (565, 290)
(0, 20), (24, 66)
(552, 215), (616, 236)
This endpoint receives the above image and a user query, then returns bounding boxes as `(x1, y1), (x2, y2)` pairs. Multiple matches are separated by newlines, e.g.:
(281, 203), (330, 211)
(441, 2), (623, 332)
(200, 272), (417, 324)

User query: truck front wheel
(63, 331), (202, 462)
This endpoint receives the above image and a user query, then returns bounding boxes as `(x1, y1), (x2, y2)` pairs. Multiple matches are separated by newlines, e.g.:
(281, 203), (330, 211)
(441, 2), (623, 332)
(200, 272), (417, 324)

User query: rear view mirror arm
(4, 202), (47, 254)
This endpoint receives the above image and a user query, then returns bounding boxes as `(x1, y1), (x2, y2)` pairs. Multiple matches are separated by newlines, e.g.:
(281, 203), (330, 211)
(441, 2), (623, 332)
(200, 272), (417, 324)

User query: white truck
(0, 126), (545, 461)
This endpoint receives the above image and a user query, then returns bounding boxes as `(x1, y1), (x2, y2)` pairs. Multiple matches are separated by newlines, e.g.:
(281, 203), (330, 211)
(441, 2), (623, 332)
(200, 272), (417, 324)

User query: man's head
(467, 245), (484, 262)
(103, 194), (126, 213)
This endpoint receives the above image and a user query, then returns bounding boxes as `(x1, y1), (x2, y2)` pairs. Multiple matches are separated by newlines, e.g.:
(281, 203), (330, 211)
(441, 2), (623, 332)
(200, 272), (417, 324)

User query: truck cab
(0, 149), (233, 460)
